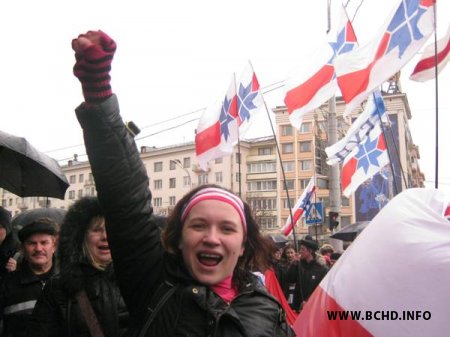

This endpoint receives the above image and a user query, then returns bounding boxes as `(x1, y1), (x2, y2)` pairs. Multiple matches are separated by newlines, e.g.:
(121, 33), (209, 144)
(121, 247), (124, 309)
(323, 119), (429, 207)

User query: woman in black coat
(69, 30), (293, 337)
(28, 197), (129, 336)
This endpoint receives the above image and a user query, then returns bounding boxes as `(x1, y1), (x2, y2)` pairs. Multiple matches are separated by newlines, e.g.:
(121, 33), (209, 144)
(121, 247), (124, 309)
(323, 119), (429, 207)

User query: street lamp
(170, 159), (192, 188)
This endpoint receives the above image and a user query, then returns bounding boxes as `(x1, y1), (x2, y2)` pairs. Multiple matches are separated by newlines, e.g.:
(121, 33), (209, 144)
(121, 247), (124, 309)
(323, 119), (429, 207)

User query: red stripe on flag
(412, 36), (450, 74)
(337, 66), (371, 104)
(284, 64), (335, 112)
(377, 133), (387, 151)
(293, 286), (372, 337)
(444, 205), (450, 217)
(195, 122), (221, 155)
(252, 72), (260, 91)
(341, 157), (358, 191)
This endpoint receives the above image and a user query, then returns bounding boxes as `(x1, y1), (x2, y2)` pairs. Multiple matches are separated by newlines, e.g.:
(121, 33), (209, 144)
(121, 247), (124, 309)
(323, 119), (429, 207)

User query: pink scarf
(210, 276), (237, 304)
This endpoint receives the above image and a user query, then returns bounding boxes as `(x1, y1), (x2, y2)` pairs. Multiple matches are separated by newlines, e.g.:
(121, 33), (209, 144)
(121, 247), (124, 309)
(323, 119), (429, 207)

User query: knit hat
(18, 219), (58, 242)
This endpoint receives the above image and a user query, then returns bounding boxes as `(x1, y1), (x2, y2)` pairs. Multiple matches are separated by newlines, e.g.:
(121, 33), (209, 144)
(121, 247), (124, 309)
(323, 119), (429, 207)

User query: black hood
(59, 196), (104, 271)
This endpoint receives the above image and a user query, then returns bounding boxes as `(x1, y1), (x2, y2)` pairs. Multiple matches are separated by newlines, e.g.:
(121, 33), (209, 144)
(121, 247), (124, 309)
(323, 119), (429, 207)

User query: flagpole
(373, 92), (399, 195)
(261, 98), (298, 250)
(432, 4), (439, 188)
(233, 72), (243, 197)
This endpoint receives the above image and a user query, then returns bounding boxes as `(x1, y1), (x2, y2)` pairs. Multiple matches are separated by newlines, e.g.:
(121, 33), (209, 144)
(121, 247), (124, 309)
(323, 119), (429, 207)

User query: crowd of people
(0, 30), (344, 336)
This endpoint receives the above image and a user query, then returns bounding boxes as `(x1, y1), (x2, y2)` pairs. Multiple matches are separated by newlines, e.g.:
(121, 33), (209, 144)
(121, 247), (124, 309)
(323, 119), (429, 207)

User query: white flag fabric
(410, 24), (450, 82)
(293, 188), (450, 337)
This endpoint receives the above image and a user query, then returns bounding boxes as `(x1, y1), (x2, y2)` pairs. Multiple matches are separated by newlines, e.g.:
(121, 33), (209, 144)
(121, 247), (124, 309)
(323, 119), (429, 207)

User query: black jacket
(75, 95), (291, 337)
(0, 261), (56, 337)
(28, 264), (128, 337)
(286, 258), (328, 311)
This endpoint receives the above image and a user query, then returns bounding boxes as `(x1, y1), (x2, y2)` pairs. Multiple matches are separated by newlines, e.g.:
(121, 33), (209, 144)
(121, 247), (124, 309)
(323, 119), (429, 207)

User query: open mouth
(98, 245), (110, 252)
(197, 253), (222, 267)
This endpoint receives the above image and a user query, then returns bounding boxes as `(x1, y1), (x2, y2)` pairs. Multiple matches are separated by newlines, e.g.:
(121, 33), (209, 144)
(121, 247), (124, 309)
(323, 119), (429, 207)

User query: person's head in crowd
(0, 206), (12, 245)
(299, 235), (319, 263)
(18, 217), (58, 274)
(282, 244), (297, 264)
(60, 196), (111, 271)
(320, 243), (334, 257)
(161, 184), (271, 290)
(330, 252), (342, 266)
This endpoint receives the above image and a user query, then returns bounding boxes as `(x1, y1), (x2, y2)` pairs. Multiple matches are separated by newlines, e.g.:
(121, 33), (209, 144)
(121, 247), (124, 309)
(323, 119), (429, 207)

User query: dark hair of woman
(161, 184), (272, 291)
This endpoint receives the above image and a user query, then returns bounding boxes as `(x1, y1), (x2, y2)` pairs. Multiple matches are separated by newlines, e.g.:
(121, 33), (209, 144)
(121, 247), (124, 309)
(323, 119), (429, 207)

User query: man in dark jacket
(293, 236), (328, 311)
(0, 218), (57, 337)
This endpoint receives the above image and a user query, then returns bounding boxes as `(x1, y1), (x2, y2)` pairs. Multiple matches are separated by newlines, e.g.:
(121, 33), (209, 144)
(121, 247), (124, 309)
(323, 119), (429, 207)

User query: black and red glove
(73, 31), (116, 104)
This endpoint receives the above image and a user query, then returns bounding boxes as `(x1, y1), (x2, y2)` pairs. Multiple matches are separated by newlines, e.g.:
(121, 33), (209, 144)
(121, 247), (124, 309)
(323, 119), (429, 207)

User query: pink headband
(181, 188), (247, 234)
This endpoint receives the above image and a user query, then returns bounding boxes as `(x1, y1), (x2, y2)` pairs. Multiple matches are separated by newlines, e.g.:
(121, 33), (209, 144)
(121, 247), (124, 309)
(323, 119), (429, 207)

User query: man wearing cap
(290, 235), (328, 311)
(0, 218), (58, 337)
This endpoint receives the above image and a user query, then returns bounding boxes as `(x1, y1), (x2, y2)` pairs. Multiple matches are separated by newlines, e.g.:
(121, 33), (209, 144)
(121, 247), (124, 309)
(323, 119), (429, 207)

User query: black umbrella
(268, 234), (288, 248)
(0, 130), (69, 199)
(330, 221), (370, 242)
(12, 207), (67, 233)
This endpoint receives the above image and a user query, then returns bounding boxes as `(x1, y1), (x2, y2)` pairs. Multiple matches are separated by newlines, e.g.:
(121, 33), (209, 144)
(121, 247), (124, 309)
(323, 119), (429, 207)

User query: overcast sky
(1, 0), (449, 192)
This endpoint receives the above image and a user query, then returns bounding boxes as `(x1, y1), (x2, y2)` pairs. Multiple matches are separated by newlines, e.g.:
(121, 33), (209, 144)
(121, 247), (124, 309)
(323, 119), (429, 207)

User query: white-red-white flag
(334, 0), (435, 116)
(410, 24), (450, 82)
(293, 188), (450, 337)
(281, 176), (316, 236)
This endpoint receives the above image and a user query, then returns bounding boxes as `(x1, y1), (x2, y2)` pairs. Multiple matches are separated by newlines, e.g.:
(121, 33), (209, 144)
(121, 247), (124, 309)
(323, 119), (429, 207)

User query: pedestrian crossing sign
(305, 202), (324, 225)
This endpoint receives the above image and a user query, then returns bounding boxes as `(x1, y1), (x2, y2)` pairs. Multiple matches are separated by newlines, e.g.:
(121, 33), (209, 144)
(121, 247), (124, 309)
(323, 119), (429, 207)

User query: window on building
(248, 161), (276, 173)
(169, 160), (176, 170)
(68, 191), (75, 200)
(198, 174), (208, 185)
(282, 179), (295, 190)
(282, 143), (294, 154)
(154, 179), (162, 190)
(247, 180), (277, 191)
(299, 179), (310, 189)
(258, 147), (272, 155)
(8, 199), (12, 206)
(236, 173), (240, 183)
(78, 190), (83, 198)
(283, 198), (295, 209)
(300, 160), (312, 171)
(79, 174), (84, 183)
(154, 162), (163, 172)
(183, 157), (191, 169)
(281, 125), (293, 136)
(299, 141), (312, 152)
(342, 196), (350, 207)
(169, 196), (176, 206)
(153, 198), (162, 207)
(214, 157), (223, 164)
(299, 122), (311, 133)
(259, 217), (277, 230)
(236, 153), (241, 164)
(1, 200), (5, 207)
(169, 178), (176, 189)
(317, 177), (329, 189)
(69, 175), (76, 184)
(318, 121), (327, 133)
(249, 198), (277, 210)
(341, 216), (351, 227)
(282, 161), (295, 172)
(215, 172), (223, 183)
(183, 176), (191, 187)
(88, 172), (94, 183)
